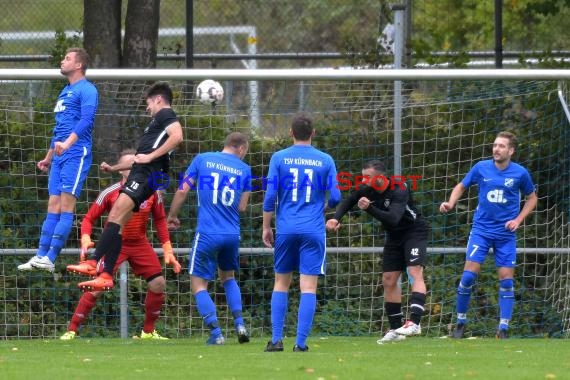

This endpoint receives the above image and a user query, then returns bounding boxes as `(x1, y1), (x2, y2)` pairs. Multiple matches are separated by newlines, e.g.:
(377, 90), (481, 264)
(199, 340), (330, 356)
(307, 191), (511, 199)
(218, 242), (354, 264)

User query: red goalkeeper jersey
(81, 181), (170, 244)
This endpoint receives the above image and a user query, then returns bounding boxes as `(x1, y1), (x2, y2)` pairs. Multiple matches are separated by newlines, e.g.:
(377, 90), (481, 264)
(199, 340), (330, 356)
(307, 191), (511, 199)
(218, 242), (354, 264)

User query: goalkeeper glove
(80, 234), (95, 261)
(162, 241), (181, 273)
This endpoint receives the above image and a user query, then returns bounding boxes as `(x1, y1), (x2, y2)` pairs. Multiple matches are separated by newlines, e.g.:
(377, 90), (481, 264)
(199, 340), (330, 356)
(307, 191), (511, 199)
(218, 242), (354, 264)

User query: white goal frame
(2, 68), (570, 81)
(1, 68), (568, 339)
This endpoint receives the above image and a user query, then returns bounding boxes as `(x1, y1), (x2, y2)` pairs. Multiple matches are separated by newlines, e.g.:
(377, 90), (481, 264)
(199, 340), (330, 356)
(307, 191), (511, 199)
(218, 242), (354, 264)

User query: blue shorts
(48, 147), (91, 198)
(188, 232), (240, 281)
(274, 232), (326, 275)
(466, 231), (517, 267)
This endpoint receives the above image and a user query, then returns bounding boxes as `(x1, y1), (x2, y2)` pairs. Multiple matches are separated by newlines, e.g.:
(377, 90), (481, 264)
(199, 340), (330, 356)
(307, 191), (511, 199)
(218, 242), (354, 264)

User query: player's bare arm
(440, 182), (466, 213)
(54, 132), (78, 156)
(505, 191), (537, 231)
(166, 191), (186, 230)
(328, 192), (361, 232)
(326, 218), (341, 232)
(262, 211), (274, 248)
(238, 191), (251, 213)
(167, 176), (194, 230)
(133, 121), (183, 164)
(100, 155), (135, 173)
(357, 196), (373, 210)
(37, 149), (54, 172)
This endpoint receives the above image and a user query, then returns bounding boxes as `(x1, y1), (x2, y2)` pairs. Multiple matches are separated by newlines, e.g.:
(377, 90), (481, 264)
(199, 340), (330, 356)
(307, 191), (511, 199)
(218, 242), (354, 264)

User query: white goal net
(0, 69), (568, 339)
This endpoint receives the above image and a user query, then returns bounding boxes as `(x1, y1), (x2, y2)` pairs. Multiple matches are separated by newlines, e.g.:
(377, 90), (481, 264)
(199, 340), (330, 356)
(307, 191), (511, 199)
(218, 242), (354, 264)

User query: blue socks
(223, 278), (244, 327)
(195, 290), (222, 337)
(295, 293), (316, 349)
(456, 270), (477, 323)
(46, 212), (74, 263)
(498, 279), (515, 330)
(37, 212), (60, 257)
(456, 272), (515, 332)
(270, 291), (288, 344)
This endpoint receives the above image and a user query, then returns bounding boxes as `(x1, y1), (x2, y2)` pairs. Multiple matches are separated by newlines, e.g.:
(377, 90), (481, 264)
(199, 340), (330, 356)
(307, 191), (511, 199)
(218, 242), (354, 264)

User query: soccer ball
(196, 79), (224, 105)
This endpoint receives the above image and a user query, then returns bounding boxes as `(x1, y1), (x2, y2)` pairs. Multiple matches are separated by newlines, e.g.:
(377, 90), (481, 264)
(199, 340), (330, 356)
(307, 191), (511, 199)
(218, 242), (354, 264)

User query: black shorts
(120, 162), (163, 212)
(382, 227), (429, 272)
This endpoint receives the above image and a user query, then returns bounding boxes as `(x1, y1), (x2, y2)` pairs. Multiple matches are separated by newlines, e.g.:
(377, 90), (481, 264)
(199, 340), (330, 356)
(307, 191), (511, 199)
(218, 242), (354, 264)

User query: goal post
(0, 69), (568, 339)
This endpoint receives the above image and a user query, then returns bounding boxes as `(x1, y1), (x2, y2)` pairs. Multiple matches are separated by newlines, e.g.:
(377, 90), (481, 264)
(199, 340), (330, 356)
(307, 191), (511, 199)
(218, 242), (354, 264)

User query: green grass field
(1, 336), (569, 380)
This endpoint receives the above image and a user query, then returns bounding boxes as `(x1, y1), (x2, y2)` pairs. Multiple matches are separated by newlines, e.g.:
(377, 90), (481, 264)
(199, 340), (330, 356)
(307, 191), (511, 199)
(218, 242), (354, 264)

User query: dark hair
(290, 113), (314, 141)
(224, 132), (249, 149)
(497, 131), (517, 150)
(362, 159), (386, 174)
(66, 47), (90, 74)
(145, 82), (174, 105)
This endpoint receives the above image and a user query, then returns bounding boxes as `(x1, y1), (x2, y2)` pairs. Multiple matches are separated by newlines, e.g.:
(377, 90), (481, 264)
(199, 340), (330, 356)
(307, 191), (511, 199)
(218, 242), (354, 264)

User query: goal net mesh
(0, 76), (568, 339)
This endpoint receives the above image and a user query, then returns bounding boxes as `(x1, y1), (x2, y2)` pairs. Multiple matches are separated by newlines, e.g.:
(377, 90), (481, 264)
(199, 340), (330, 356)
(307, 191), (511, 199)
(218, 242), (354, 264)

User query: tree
(123, 0), (161, 68)
(411, 0), (570, 64)
(84, 0), (122, 68)
(83, 0), (160, 68)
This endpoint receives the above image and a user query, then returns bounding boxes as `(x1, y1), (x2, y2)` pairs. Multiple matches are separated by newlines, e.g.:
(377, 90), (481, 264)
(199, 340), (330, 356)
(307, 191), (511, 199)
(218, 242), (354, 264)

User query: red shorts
(111, 239), (162, 280)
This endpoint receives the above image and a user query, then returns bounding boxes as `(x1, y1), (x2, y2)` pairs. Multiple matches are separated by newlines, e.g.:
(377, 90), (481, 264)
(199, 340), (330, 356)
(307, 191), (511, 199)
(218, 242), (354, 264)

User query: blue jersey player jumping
(18, 47), (98, 273)
(440, 131), (537, 339)
(167, 132), (252, 345)
(262, 113), (341, 352)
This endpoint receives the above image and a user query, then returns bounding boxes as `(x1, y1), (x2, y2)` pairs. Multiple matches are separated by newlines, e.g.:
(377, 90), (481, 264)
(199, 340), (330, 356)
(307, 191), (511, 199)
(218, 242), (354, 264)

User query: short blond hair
(497, 131), (517, 150)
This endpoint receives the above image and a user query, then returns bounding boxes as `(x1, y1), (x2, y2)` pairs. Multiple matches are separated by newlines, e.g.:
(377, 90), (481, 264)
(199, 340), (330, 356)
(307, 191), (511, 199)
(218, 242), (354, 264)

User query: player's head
(362, 159), (387, 190)
(60, 47), (90, 76)
(363, 160), (387, 174)
(493, 131), (516, 164)
(496, 131), (517, 149)
(118, 148), (136, 180)
(145, 82), (174, 116)
(290, 113), (315, 142)
(223, 132), (249, 159)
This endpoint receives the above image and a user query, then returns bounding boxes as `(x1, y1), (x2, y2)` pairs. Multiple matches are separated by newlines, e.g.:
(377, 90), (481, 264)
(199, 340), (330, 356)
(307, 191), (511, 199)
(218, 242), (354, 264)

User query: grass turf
(1, 336), (569, 379)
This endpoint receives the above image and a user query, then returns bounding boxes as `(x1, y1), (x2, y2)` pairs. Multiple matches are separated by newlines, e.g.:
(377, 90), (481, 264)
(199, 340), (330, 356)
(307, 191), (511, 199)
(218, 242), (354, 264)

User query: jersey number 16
(211, 172), (236, 206)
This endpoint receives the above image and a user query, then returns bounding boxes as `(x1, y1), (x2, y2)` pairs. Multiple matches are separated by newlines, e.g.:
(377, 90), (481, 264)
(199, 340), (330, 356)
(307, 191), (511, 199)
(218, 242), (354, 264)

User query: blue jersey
(461, 159), (535, 238)
(262, 144), (341, 234)
(52, 78), (98, 156)
(185, 152), (252, 235)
